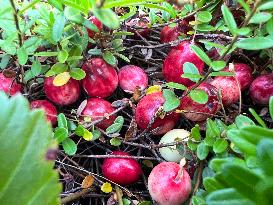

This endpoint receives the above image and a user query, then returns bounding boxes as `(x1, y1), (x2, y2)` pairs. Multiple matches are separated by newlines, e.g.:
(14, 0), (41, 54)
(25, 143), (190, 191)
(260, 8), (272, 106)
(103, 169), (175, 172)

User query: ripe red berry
(135, 92), (180, 135)
(249, 74), (273, 105)
(30, 100), (58, 125)
(148, 162), (191, 205)
(81, 98), (116, 130)
(0, 73), (22, 95)
(160, 21), (190, 43)
(87, 16), (103, 38)
(102, 151), (142, 185)
(82, 58), (118, 98)
(44, 77), (80, 106)
(163, 41), (204, 86)
(118, 65), (148, 93)
(180, 83), (220, 121)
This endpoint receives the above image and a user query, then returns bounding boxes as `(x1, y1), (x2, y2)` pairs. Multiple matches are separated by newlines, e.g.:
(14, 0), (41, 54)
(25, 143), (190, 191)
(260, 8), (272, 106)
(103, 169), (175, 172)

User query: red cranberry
(87, 16), (103, 38)
(82, 58), (118, 98)
(249, 74), (273, 105)
(127, 17), (150, 39)
(180, 83), (220, 121)
(30, 100), (58, 125)
(44, 77), (80, 106)
(81, 98), (116, 130)
(148, 162), (191, 205)
(163, 41), (204, 86)
(0, 73), (22, 95)
(211, 77), (240, 106)
(102, 151), (142, 185)
(223, 63), (253, 90)
(118, 65), (148, 93)
(160, 20), (190, 43)
(135, 92), (180, 135)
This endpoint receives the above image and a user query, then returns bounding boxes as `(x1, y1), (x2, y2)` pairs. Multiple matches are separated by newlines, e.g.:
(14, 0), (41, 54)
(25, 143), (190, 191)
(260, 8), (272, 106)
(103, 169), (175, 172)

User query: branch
(9, 0), (22, 47)
(189, 161), (204, 205)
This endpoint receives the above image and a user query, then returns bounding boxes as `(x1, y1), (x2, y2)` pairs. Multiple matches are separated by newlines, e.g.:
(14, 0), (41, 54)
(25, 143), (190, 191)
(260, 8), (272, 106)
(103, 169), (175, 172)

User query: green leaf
(17, 47), (28, 65)
(235, 115), (255, 128)
(236, 37), (273, 50)
(110, 138), (122, 146)
(92, 129), (101, 141)
(75, 125), (85, 136)
(50, 63), (68, 75)
(182, 62), (202, 82)
(257, 138), (273, 176)
(189, 89), (209, 104)
(266, 18), (273, 35)
(0, 94), (61, 204)
(106, 116), (124, 134)
(57, 50), (68, 63)
(218, 164), (261, 200)
(203, 177), (225, 193)
(249, 12), (272, 24)
(269, 96), (273, 120)
(54, 127), (68, 143)
(62, 138), (77, 155)
(190, 45), (212, 66)
(103, 51), (117, 66)
(165, 82), (187, 90)
(163, 89), (180, 112)
(64, 6), (84, 24)
(31, 60), (42, 76)
(93, 8), (119, 29)
(191, 124), (201, 141)
(57, 113), (67, 129)
(259, 2), (273, 10)
(83, 18), (99, 32)
(115, 53), (130, 63)
(221, 4), (237, 35)
(0, 54), (10, 69)
(34, 52), (59, 57)
(197, 142), (209, 160)
(234, 27), (251, 36)
(211, 61), (226, 71)
(70, 68), (86, 80)
(52, 13), (66, 42)
(206, 188), (255, 205)
(213, 139), (228, 154)
(123, 198), (131, 205)
(209, 71), (235, 77)
(197, 11), (212, 23)
(48, 0), (63, 11)
(249, 108), (267, 128)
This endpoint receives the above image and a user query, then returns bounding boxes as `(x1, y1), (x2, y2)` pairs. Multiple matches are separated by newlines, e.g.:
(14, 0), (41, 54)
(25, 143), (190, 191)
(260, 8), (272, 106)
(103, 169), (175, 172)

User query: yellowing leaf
(146, 85), (161, 95)
(82, 175), (94, 188)
(53, 72), (70, 86)
(83, 129), (93, 141)
(143, 160), (153, 168)
(101, 182), (112, 193)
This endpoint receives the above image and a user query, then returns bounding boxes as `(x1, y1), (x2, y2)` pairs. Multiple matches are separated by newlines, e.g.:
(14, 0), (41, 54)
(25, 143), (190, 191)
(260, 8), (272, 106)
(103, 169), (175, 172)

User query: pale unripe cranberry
(81, 98), (116, 130)
(118, 65), (148, 93)
(180, 83), (220, 121)
(163, 41), (204, 86)
(223, 63), (253, 90)
(44, 77), (80, 106)
(102, 151), (142, 185)
(30, 100), (58, 125)
(148, 162), (191, 205)
(0, 73), (22, 95)
(211, 77), (240, 106)
(249, 74), (273, 105)
(126, 18), (150, 38)
(135, 92), (179, 135)
(82, 58), (118, 98)
(87, 16), (103, 38)
(159, 129), (190, 162)
(160, 20), (190, 43)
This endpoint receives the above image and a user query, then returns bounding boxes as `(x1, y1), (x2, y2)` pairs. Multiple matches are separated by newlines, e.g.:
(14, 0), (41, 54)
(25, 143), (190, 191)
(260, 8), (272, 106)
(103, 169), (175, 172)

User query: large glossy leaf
(206, 188), (255, 205)
(0, 93), (61, 205)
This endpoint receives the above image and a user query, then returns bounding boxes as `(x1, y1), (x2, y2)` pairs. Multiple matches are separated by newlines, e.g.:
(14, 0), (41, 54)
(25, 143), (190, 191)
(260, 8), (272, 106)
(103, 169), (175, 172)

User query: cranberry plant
(1, 0), (273, 204)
